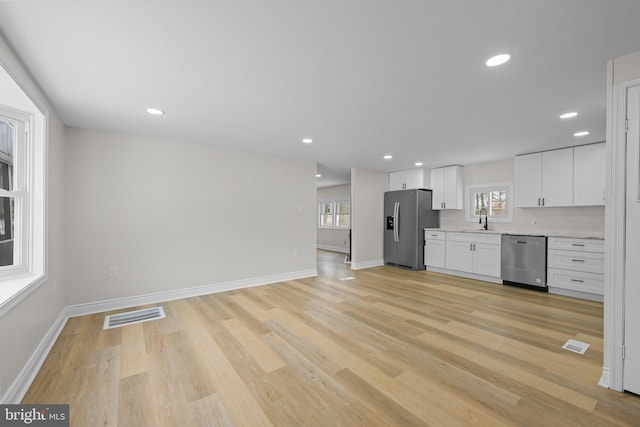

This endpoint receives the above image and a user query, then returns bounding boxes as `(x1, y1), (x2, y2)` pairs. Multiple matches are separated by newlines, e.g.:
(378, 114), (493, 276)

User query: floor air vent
(103, 306), (166, 330)
(561, 339), (590, 355)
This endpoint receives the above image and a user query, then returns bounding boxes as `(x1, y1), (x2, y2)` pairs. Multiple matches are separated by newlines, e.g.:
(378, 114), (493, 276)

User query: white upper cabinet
(514, 153), (542, 207)
(542, 148), (574, 206)
(515, 148), (573, 207)
(431, 165), (463, 210)
(389, 169), (425, 191)
(573, 142), (606, 206)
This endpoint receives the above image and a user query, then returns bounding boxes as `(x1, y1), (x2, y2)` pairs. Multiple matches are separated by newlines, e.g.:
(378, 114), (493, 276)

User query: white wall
(350, 168), (388, 269)
(317, 184), (350, 253)
(439, 158), (605, 235)
(0, 36), (66, 402)
(64, 128), (317, 305)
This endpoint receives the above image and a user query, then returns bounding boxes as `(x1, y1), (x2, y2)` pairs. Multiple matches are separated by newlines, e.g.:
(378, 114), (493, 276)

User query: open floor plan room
(23, 251), (640, 426)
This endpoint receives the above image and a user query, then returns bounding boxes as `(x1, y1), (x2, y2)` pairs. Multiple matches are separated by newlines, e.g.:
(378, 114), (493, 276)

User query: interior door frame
(602, 75), (640, 392)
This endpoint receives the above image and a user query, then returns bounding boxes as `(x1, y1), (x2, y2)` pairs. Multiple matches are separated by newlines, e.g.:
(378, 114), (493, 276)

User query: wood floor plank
(118, 372), (155, 427)
(171, 299), (274, 427)
(222, 317), (286, 373)
(21, 250), (640, 426)
(416, 328), (599, 412)
(119, 322), (147, 379)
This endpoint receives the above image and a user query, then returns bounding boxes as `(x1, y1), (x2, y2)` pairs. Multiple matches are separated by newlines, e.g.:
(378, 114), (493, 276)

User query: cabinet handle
(571, 259), (585, 262)
(542, 198), (545, 206)
(571, 279), (585, 283)
(431, 234), (438, 237)
(538, 198), (541, 206)
(571, 243), (585, 247)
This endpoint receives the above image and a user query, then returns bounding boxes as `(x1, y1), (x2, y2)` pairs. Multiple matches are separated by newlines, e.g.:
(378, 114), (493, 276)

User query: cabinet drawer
(548, 249), (604, 274)
(548, 268), (604, 295)
(547, 237), (604, 253)
(447, 232), (501, 245)
(424, 230), (446, 241)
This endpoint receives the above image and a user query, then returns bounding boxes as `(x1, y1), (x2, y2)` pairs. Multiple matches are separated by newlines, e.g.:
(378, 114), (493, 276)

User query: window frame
(0, 106), (32, 278)
(464, 182), (513, 223)
(0, 97), (46, 316)
(318, 197), (351, 229)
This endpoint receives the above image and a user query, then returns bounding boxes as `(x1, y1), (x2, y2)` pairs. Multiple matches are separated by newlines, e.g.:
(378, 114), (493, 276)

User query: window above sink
(465, 182), (513, 223)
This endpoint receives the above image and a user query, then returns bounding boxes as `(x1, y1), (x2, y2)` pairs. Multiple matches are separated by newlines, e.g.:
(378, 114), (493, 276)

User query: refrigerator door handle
(393, 202), (399, 242)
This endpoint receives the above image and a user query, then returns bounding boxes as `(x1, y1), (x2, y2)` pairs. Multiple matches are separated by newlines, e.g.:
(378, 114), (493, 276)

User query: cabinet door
(431, 168), (445, 209)
(425, 239), (445, 268)
(573, 143), (605, 206)
(390, 169), (425, 191)
(444, 166), (463, 209)
(473, 243), (501, 277)
(446, 240), (473, 273)
(515, 153), (542, 207)
(541, 148), (573, 206)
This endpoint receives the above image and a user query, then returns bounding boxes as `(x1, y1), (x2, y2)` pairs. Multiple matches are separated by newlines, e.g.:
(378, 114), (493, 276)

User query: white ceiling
(1, 1), (640, 187)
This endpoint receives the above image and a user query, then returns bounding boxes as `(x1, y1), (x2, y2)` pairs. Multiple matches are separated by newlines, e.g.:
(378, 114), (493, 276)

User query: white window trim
(0, 107), (30, 278)
(318, 198), (334, 229)
(318, 197), (350, 229)
(464, 182), (513, 223)
(0, 103), (47, 317)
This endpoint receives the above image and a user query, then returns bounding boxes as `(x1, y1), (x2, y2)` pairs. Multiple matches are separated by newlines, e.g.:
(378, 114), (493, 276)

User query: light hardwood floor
(24, 250), (640, 426)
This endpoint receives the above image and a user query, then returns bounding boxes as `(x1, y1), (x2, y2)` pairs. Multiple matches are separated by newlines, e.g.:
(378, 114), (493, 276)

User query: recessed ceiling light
(302, 138), (313, 144)
(146, 108), (165, 115)
(316, 174), (322, 178)
(560, 112), (578, 119)
(415, 162), (423, 166)
(574, 131), (590, 137)
(383, 155), (393, 160)
(486, 53), (511, 67)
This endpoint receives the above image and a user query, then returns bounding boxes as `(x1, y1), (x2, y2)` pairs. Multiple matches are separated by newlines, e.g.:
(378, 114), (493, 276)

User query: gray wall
(0, 36), (66, 401)
(64, 128), (317, 305)
(317, 184), (350, 253)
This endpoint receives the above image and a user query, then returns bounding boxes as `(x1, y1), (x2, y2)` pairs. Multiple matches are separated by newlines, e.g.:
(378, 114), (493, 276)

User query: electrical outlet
(293, 248), (299, 257)
(109, 266), (118, 277)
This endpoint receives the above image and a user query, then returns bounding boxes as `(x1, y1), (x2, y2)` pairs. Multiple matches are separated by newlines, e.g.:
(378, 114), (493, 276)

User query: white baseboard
(2, 310), (68, 404)
(316, 244), (349, 254)
(2, 268), (317, 404)
(599, 367), (611, 389)
(65, 269), (317, 318)
(351, 259), (384, 270)
(548, 287), (604, 302)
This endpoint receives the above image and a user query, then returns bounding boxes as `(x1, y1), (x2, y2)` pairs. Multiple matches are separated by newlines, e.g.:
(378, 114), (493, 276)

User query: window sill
(0, 273), (46, 318)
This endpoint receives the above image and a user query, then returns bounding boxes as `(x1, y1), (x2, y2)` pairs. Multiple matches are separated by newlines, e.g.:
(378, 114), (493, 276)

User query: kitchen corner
(424, 227), (604, 302)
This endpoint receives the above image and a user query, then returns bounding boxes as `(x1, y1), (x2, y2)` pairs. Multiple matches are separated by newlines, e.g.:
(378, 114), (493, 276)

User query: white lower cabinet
(424, 230), (446, 268)
(547, 237), (604, 301)
(473, 243), (502, 277)
(445, 232), (501, 278)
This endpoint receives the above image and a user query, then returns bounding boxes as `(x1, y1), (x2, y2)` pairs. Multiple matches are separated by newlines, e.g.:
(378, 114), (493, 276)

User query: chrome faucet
(479, 208), (488, 230)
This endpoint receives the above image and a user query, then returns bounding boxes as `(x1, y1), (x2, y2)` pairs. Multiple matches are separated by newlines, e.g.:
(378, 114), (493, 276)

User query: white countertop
(424, 227), (604, 240)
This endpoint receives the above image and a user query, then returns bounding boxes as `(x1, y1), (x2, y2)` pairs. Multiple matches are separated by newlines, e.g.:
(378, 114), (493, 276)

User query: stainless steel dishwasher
(501, 234), (547, 289)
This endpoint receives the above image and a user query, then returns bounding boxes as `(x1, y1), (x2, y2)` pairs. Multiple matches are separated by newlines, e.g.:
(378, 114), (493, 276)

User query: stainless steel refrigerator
(384, 189), (439, 270)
